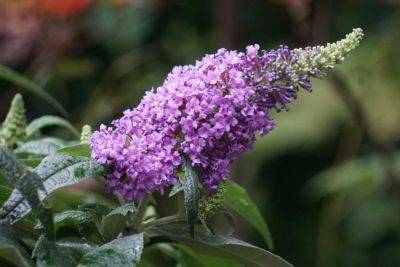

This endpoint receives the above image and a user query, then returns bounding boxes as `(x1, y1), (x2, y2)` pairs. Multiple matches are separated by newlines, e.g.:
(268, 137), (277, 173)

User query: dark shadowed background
(1, 1), (400, 266)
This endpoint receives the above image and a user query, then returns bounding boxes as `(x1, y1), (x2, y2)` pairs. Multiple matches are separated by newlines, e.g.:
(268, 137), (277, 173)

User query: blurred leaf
(0, 222), (33, 267)
(151, 223), (292, 267)
(0, 146), (54, 239)
(26, 116), (79, 138)
(0, 154), (105, 224)
(345, 195), (400, 247)
(15, 138), (66, 156)
(224, 181), (273, 249)
(33, 235), (82, 267)
(55, 58), (96, 78)
(78, 233), (144, 267)
(306, 155), (385, 199)
(58, 144), (91, 158)
(101, 203), (136, 240)
(182, 158), (200, 237)
(0, 65), (67, 117)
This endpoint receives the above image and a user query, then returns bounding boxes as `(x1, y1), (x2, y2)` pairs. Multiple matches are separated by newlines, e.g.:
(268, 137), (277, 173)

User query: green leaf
(15, 138), (66, 156)
(169, 182), (183, 197)
(58, 143), (92, 157)
(0, 65), (67, 116)
(0, 154), (105, 224)
(36, 210), (95, 237)
(33, 235), (83, 267)
(224, 181), (273, 249)
(22, 157), (44, 168)
(78, 234), (144, 267)
(56, 238), (93, 256)
(26, 116), (79, 138)
(101, 203), (136, 240)
(0, 222), (33, 267)
(0, 186), (12, 207)
(79, 203), (112, 221)
(0, 146), (54, 239)
(181, 158), (200, 237)
(151, 224), (292, 267)
(176, 243), (242, 267)
(79, 203), (112, 237)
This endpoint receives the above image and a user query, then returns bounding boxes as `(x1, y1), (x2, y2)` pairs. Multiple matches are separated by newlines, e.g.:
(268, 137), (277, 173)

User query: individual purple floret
(90, 29), (363, 200)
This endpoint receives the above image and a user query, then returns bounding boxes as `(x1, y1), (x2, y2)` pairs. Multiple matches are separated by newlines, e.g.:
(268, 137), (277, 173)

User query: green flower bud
(293, 28), (364, 78)
(80, 124), (92, 144)
(198, 184), (226, 220)
(0, 94), (27, 148)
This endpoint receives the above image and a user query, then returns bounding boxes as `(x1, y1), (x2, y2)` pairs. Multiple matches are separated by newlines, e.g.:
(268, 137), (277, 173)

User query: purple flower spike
(90, 29), (363, 200)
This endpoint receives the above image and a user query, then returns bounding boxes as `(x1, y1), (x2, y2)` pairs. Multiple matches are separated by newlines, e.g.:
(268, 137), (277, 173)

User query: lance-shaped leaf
(0, 154), (105, 224)
(101, 203), (136, 240)
(78, 233), (144, 267)
(0, 146), (54, 239)
(0, 65), (67, 116)
(169, 181), (183, 197)
(58, 143), (92, 158)
(181, 158), (200, 237)
(224, 180), (273, 249)
(0, 222), (33, 267)
(26, 116), (79, 138)
(15, 138), (66, 156)
(151, 224), (292, 267)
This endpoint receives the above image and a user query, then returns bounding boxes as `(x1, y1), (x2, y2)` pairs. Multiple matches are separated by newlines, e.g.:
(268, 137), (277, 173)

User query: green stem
(177, 191), (185, 216)
(139, 214), (185, 230)
(131, 195), (150, 230)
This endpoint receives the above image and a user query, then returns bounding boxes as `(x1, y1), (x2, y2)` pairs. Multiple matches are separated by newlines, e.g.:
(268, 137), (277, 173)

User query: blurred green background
(1, 0), (400, 266)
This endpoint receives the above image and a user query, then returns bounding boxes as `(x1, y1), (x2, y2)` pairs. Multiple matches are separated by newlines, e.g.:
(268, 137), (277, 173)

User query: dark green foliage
(0, 146), (54, 240)
(101, 203), (136, 240)
(151, 223), (292, 267)
(0, 222), (33, 267)
(0, 154), (105, 224)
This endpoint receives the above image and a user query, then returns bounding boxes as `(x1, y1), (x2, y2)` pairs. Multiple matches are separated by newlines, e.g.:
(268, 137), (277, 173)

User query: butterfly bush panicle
(91, 28), (364, 200)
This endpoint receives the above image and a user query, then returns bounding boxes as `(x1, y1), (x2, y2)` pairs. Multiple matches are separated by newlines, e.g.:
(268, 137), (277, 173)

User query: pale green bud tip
(0, 94), (27, 148)
(198, 184), (226, 220)
(293, 28), (364, 77)
(80, 124), (92, 144)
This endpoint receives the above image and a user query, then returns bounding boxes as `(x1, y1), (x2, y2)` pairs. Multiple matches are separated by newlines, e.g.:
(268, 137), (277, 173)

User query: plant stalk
(131, 195), (150, 230)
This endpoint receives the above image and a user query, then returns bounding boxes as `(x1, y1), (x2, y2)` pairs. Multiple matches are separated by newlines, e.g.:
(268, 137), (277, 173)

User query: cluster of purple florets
(90, 44), (314, 200)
